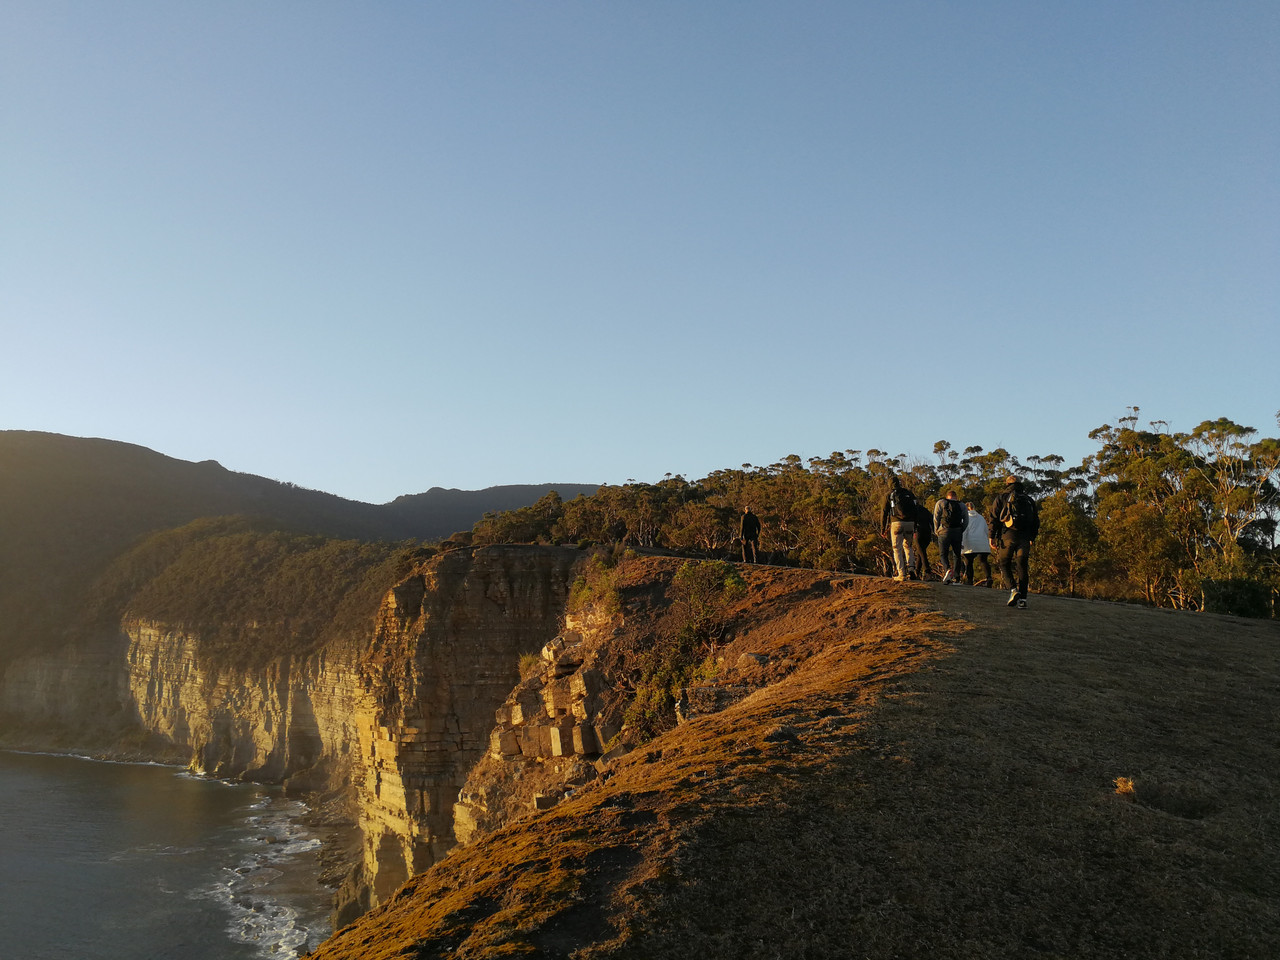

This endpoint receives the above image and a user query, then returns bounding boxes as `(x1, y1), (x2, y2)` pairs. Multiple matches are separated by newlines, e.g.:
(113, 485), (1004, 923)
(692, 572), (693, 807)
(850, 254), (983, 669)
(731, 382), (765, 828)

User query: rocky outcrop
(0, 632), (133, 740)
(452, 609), (628, 845)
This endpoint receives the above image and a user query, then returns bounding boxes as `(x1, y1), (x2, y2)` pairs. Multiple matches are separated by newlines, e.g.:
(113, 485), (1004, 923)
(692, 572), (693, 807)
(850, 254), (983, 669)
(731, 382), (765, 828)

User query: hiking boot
(942, 570), (953, 584)
(1007, 589), (1019, 607)
(1017, 598), (1028, 609)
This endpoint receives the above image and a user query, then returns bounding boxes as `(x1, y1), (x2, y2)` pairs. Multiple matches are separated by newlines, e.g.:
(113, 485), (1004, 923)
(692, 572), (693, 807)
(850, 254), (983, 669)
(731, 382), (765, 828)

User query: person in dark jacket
(988, 476), (1040, 608)
(740, 506), (761, 563)
(932, 489), (968, 584)
(913, 502), (934, 580)
(880, 475), (919, 581)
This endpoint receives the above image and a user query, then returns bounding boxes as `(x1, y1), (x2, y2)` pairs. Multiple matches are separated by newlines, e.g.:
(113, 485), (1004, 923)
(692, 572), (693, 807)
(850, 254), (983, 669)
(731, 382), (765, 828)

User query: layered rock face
(1, 633), (132, 736)
(342, 545), (580, 919)
(124, 620), (368, 786)
(0, 544), (582, 923)
(452, 609), (625, 845)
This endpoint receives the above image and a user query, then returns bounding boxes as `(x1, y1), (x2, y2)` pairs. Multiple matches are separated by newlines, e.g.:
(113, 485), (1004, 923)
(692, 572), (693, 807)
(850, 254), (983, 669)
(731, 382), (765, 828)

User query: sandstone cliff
(338, 544), (579, 920)
(0, 544), (582, 924)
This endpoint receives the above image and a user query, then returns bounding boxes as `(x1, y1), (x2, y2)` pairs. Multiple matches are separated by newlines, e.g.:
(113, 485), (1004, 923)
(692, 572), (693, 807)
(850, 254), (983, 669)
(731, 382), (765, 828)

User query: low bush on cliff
(669, 559), (746, 641)
(623, 625), (718, 742)
(623, 560), (744, 741)
(566, 551), (623, 618)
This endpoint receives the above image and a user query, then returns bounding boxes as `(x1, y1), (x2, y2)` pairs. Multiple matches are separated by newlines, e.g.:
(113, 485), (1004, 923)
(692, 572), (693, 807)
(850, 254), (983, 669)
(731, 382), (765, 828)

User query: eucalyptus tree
(1183, 417), (1280, 572)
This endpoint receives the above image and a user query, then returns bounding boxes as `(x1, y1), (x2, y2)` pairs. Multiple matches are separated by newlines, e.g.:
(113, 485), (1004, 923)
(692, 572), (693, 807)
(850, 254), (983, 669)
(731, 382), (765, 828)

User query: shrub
(518, 651), (543, 681)
(623, 561), (744, 742)
(623, 625), (717, 742)
(669, 560), (746, 642)
(1202, 578), (1272, 618)
(566, 553), (622, 618)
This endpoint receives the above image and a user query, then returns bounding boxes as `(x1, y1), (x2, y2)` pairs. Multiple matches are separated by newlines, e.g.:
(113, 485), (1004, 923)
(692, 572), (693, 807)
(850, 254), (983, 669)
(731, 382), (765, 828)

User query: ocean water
(0, 750), (334, 960)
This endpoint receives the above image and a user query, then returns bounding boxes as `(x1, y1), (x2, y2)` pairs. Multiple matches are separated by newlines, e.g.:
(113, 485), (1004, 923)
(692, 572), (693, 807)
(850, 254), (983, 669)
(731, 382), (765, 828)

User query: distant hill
(381, 485), (603, 540)
(0, 430), (596, 663)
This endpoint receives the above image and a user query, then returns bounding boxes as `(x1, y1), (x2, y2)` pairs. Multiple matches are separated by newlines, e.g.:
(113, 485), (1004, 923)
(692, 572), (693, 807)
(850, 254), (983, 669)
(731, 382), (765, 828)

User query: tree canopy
(468, 410), (1280, 617)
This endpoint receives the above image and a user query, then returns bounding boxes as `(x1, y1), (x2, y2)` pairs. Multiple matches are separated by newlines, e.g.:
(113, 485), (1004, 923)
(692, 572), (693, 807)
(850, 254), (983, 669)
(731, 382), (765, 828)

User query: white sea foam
(194, 796), (330, 958)
(6, 748), (181, 768)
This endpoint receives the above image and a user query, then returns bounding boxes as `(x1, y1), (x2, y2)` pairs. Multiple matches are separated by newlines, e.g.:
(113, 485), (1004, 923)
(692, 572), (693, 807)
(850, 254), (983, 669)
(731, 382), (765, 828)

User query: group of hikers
(880, 473), (1040, 608)
(738, 473), (1040, 610)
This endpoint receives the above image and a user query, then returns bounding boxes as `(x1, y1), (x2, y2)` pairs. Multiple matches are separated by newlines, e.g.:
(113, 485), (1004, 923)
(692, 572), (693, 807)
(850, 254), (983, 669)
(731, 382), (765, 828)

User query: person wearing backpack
(913, 501), (934, 581)
(987, 475), (1040, 608)
(880, 475), (919, 582)
(740, 506), (762, 563)
(932, 489), (968, 584)
(961, 501), (993, 586)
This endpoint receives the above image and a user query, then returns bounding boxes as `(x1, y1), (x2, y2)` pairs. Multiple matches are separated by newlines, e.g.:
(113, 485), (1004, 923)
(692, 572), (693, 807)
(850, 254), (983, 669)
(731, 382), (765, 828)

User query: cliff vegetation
(81, 517), (428, 668)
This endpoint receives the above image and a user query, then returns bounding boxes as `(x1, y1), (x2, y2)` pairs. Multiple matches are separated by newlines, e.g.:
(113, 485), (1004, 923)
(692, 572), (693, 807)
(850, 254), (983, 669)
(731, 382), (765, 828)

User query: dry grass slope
(309, 564), (1280, 960)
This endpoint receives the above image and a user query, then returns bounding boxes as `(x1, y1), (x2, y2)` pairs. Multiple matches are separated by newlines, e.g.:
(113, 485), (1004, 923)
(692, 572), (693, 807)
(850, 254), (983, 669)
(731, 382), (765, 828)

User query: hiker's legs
(975, 552), (992, 586)
(890, 521), (916, 578)
(742, 539), (757, 563)
(915, 533), (930, 579)
(1011, 538), (1031, 598)
(942, 529), (964, 578)
(996, 541), (1017, 592)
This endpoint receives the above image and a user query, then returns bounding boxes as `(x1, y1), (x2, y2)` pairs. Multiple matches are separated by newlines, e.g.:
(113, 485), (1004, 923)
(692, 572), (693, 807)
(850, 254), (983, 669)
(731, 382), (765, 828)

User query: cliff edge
(309, 558), (1280, 959)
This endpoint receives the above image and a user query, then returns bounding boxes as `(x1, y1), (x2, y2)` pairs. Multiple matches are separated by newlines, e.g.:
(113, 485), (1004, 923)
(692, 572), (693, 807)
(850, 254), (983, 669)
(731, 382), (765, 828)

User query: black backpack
(891, 487), (916, 520)
(1002, 491), (1036, 533)
(945, 498), (965, 529)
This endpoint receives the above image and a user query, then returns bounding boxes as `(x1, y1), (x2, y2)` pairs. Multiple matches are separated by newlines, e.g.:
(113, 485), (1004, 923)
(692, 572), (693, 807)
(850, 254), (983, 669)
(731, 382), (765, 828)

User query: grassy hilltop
(310, 560), (1280, 959)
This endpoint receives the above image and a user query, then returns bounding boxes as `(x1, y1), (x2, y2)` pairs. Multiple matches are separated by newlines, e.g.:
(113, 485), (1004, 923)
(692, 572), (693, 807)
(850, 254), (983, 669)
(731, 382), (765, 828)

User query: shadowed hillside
(308, 563), (1280, 959)
(0, 431), (595, 665)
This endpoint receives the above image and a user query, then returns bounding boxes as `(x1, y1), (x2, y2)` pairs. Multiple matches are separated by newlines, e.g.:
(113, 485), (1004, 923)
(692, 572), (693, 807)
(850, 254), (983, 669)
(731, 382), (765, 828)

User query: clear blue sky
(3, 2), (1276, 503)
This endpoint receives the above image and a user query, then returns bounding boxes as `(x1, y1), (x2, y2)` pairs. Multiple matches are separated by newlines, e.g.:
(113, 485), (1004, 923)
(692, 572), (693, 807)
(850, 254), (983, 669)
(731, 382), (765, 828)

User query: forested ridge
(0, 430), (593, 666)
(72, 517), (431, 669)
(468, 410), (1280, 617)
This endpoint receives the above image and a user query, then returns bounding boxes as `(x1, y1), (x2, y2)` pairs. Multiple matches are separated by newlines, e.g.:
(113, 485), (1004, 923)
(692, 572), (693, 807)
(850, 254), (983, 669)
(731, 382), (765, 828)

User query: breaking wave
(195, 797), (330, 958)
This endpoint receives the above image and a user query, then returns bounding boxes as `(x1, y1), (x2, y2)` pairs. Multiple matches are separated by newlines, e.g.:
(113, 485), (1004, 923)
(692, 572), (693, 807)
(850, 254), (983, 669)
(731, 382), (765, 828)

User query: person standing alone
(988, 476), (1040, 607)
(880, 475), (919, 582)
(740, 506), (761, 563)
(932, 489), (968, 584)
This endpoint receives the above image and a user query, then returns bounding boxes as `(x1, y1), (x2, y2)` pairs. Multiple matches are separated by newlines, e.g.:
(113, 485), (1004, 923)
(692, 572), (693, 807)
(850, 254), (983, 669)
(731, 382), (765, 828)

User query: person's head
(1005, 475), (1020, 489)
(945, 489), (958, 500)
(891, 474), (903, 488)
(965, 501), (976, 511)
(744, 505), (753, 514)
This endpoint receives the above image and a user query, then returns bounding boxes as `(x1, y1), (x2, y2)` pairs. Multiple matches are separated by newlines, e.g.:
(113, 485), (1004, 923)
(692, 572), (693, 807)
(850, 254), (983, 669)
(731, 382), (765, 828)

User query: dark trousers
(963, 552), (992, 586)
(937, 528), (964, 578)
(742, 538), (758, 563)
(994, 536), (1032, 598)
(913, 530), (930, 578)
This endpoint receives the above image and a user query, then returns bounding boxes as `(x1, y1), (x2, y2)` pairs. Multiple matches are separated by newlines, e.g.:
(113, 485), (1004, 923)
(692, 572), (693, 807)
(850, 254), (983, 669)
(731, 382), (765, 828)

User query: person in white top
(960, 502), (992, 587)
